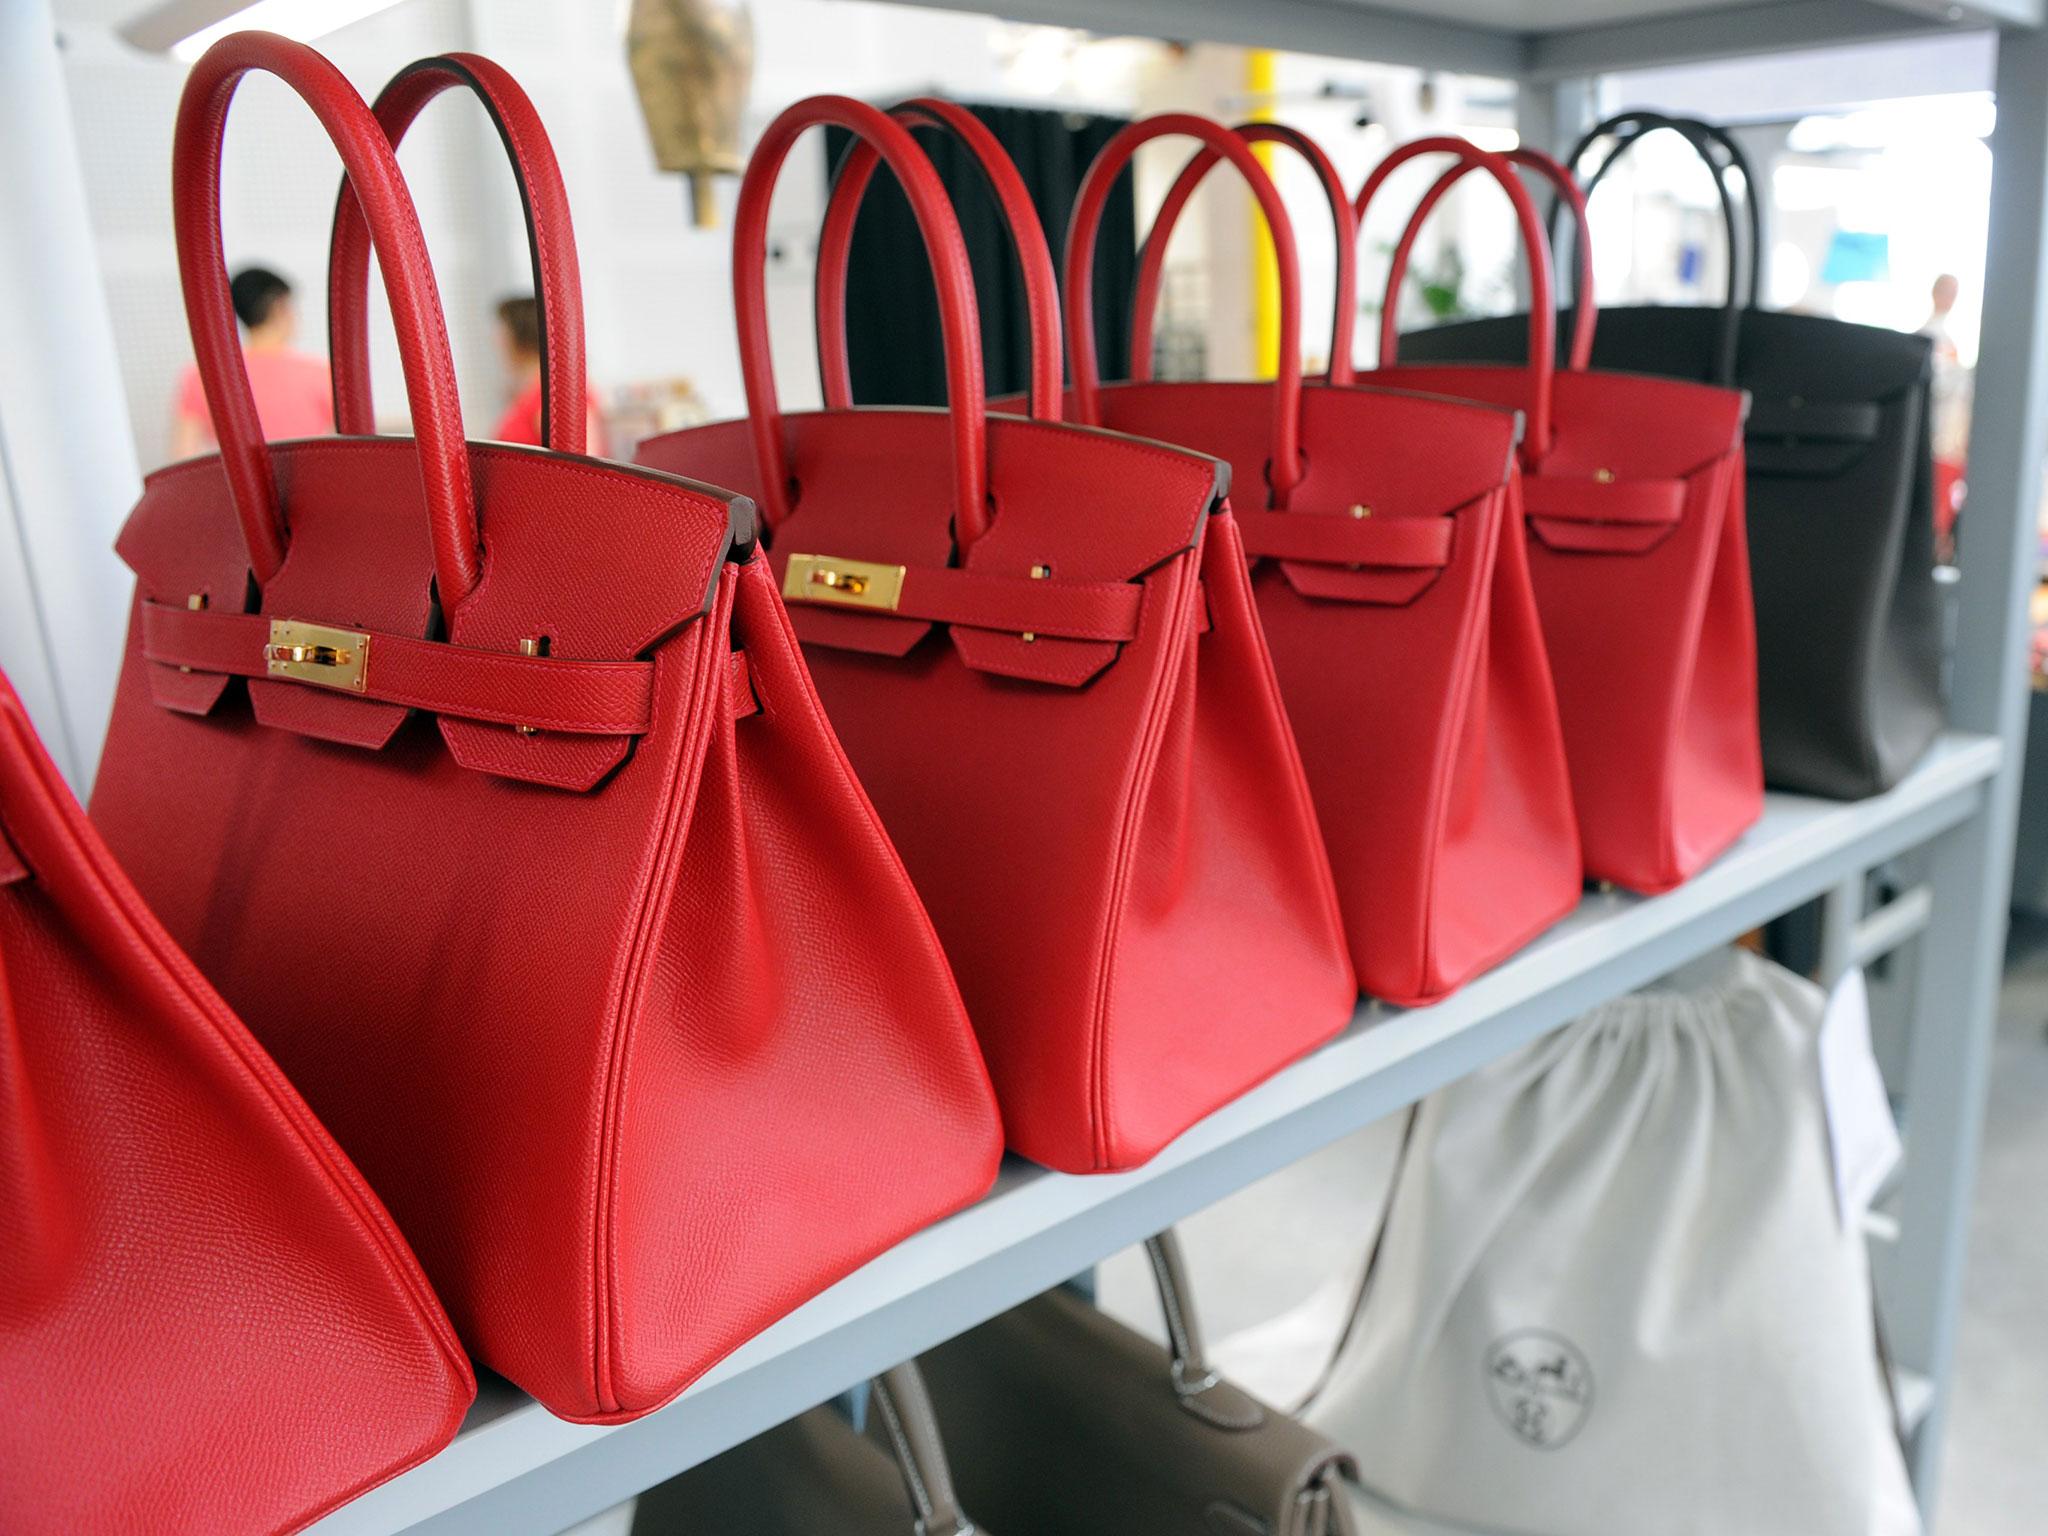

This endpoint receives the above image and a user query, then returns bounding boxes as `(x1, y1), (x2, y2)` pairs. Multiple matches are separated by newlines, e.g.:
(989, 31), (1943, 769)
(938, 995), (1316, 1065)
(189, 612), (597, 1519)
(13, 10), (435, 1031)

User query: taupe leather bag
(631, 1364), (978, 1534)
(919, 1232), (1360, 1536)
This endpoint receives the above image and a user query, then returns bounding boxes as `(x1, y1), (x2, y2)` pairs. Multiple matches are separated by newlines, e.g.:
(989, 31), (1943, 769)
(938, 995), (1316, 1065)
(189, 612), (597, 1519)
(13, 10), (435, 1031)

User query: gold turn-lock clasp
(265, 619), (370, 693)
(781, 553), (907, 612)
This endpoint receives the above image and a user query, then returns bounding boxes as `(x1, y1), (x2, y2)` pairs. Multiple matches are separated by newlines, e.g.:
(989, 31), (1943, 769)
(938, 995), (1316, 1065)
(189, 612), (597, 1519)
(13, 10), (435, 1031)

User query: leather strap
(140, 602), (655, 736)
(1232, 509), (1453, 568)
(782, 561), (1144, 642)
(815, 98), (1063, 422)
(1145, 1231), (1265, 1432)
(1357, 137), (1557, 465)
(1129, 123), (1356, 385)
(1520, 476), (1686, 525)
(1384, 147), (1596, 371)
(1570, 111), (1761, 385)
(737, 97), (988, 540)
(1066, 115), (1306, 503)
(868, 1365), (976, 1536)
(727, 650), (759, 721)
(174, 34), (480, 600)
(331, 54), (585, 450)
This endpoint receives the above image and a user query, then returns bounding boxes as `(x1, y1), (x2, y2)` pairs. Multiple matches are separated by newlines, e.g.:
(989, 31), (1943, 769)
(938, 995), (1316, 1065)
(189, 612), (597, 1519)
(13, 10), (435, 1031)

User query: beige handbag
(631, 1364), (978, 1534)
(919, 1231), (1360, 1536)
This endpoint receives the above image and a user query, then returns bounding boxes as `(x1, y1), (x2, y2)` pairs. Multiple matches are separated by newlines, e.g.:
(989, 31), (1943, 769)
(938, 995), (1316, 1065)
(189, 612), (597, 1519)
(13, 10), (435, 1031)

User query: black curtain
(823, 104), (1137, 406)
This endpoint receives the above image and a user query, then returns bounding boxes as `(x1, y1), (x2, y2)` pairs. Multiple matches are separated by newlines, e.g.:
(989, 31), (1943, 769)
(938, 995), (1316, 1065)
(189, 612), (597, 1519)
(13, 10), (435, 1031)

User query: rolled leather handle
(1066, 114), (1306, 504)
(868, 1363), (976, 1536)
(735, 95), (989, 543)
(1127, 122), (1357, 386)
(329, 53), (586, 452)
(1356, 136), (1558, 466)
(1570, 110), (1761, 384)
(813, 98), (1063, 422)
(174, 31), (479, 600)
(1382, 146), (1596, 371)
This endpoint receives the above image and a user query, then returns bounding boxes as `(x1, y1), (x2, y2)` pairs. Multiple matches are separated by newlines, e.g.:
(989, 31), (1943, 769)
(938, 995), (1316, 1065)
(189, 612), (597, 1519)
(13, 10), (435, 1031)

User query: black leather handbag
(1398, 110), (1946, 799)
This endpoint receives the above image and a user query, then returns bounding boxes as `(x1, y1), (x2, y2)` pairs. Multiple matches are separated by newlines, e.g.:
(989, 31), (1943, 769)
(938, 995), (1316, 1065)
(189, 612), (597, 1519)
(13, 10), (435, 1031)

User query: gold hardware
(516, 637), (548, 736)
(781, 553), (906, 612)
(1022, 564), (1050, 636)
(1349, 503), (1373, 519)
(265, 620), (369, 693)
(180, 593), (208, 673)
(1593, 468), (1616, 484)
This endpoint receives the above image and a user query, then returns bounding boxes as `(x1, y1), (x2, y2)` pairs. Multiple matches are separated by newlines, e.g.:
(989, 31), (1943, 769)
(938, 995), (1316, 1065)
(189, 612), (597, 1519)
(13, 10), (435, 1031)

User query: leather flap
(1523, 474), (1688, 555)
(118, 440), (740, 791)
(639, 407), (1222, 688)
(1745, 396), (1880, 443)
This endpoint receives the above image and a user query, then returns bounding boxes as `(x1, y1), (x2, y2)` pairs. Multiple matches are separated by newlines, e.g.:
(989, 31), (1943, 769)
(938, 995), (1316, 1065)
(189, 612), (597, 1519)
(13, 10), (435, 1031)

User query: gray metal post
(0, 0), (142, 789)
(1886, 21), (2048, 1517)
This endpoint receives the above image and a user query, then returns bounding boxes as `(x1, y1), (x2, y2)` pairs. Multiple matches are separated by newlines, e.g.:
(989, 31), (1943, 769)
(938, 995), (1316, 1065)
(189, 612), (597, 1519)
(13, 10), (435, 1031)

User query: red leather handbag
(0, 668), (474, 1534)
(88, 38), (1000, 1424)
(1035, 117), (1580, 1005)
(1361, 138), (1761, 893)
(639, 96), (1354, 1174)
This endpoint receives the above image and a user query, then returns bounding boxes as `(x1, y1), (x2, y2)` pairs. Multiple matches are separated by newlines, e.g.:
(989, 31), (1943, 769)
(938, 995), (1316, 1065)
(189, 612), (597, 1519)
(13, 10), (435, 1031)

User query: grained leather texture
(918, 1268), (1358, 1536)
(0, 668), (475, 1535)
(1064, 120), (1581, 1005)
(1093, 385), (1583, 1004)
(90, 37), (1001, 1423)
(1363, 139), (1762, 893)
(642, 96), (1353, 1172)
(1403, 311), (1942, 802)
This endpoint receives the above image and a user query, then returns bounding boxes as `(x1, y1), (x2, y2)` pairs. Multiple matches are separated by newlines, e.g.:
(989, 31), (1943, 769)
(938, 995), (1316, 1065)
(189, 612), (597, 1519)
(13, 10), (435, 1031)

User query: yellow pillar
(1247, 48), (1281, 379)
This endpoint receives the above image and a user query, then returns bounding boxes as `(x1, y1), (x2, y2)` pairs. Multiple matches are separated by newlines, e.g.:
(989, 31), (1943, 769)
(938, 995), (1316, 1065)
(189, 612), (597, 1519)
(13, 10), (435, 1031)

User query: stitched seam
(589, 605), (725, 1414)
(1087, 553), (1201, 1167)
(1405, 493), (1500, 995)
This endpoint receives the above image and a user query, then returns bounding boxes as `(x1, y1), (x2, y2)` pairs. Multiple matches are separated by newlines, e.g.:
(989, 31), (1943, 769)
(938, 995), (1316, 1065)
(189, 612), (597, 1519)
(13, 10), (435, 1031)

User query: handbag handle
(1066, 114), (1306, 505)
(1126, 122), (1357, 386)
(175, 32), (479, 601)
(812, 98), (1063, 422)
(1355, 137), (1558, 466)
(1382, 147), (1597, 371)
(328, 53), (586, 452)
(736, 95), (989, 543)
(1137, 1229), (1272, 1431)
(1569, 111), (1761, 385)
(868, 1363), (977, 1536)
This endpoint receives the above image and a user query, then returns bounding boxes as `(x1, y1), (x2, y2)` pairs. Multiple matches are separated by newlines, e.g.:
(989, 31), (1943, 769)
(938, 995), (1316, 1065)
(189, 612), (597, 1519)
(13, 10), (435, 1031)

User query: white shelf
(881, 0), (2038, 79)
(312, 731), (2001, 1536)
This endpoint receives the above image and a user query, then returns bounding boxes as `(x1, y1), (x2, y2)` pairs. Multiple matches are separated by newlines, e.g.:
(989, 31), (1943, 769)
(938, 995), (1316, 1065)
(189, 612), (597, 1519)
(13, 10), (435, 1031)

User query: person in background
(1920, 272), (1972, 558)
(494, 295), (608, 456)
(170, 266), (333, 460)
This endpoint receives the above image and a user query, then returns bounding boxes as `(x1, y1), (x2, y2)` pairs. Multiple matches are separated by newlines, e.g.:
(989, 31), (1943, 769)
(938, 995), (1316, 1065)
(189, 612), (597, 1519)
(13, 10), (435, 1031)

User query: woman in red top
(170, 267), (333, 460)
(493, 295), (608, 455)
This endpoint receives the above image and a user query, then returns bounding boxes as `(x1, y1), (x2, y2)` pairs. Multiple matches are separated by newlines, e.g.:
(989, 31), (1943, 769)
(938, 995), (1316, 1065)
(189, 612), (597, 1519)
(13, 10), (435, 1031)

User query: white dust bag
(1310, 948), (1919, 1536)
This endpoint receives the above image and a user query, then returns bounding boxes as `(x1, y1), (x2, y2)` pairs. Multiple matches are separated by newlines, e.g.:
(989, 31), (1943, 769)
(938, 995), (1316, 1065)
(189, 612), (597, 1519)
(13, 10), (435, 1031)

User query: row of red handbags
(4, 30), (1762, 1531)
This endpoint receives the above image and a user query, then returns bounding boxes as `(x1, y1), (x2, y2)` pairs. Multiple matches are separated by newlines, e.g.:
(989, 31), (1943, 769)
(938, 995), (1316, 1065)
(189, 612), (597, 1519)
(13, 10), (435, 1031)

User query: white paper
(1818, 967), (1904, 1233)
